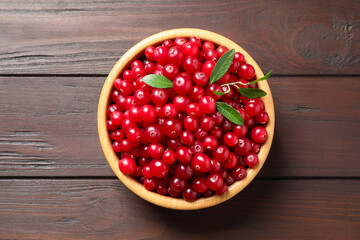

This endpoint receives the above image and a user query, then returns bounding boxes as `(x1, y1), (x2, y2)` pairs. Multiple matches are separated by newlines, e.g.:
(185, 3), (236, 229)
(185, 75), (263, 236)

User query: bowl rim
(98, 28), (275, 210)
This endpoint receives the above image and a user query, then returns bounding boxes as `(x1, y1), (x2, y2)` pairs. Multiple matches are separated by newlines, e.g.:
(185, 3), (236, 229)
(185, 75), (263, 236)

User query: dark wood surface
(0, 0), (359, 239)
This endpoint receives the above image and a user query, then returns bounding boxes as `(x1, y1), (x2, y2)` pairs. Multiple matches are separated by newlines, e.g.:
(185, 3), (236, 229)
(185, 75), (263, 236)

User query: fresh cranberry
(182, 42), (199, 57)
(203, 136), (218, 150)
(132, 67), (147, 79)
(126, 127), (142, 143)
(168, 46), (185, 66)
(140, 105), (156, 122)
(223, 132), (238, 147)
(228, 60), (240, 73)
(162, 119), (182, 138)
(237, 64), (255, 79)
(142, 125), (162, 143)
(215, 183), (228, 195)
(233, 125), (248, 138)
(110, 129), (125, 142)
(213, 145), (230, 162)
(142, 164), (153, 178)
(167, 138), (183, 151)
(251, 126), (268, 143)
(156, 185), (167, 195)
(183, 116), (199, 131)
(174, 37), (187, 47)
(176, 146), (192, 164)
(163, 104), (178, 118)
(220, 119), (234, 132)
(133, 89), (150, 106)
(208, 126), (223, 139)
(251, 142), (260, 154)
(232, 165), (247, 180)
(145, 46), (155, 61)
(150, 158), (169, 178)
(200, 117), (214, 131)
(223, 152), (238, 169)
(121, 119), (136, 132)
(175, 163), (194, 180)
(116, 80), (133, 96)
(202, 189), (214, 197)
(163, 63), (179, 80)
(110, 111), (123, 125)
(191, 154), (211, 173)
(183, 56), (201, 74)
(244, 152), (259, 168)
(192, 71), (209, 86)
(107, 104), (119, 117)
(199, 96), (216, 114)
(173, 95), (191, 111)
(192, 177), (208, 192)
(188, 86), (205, 102)
(170, 176), (187, 192)
(162, 150), (176, 164)
(150, 89), (168, 105)
(233, 137), (252, 156)
(144, 178), (157, 191)
(193, 128), (208, 140)
(225, 174), (235, 185)
(122, 70), (134, 81)
(206, 84), (222, 101)
(186, 103), (201, 117)
(206, 173), (224, 191)
(245, 100), (262, 116)
(173, 76), (193, 95)
(256, 111), (269, 124)
(119, 157), (136, 174)
(204, 49), (218, 61)
(124, 96), (136, 110)
(217, 72), (231, 85)
(189, 36), (202, 48)
(153, 46), (168, 65)
(216, 46), (229, 57)
(162, 39), (173, 49)
(201, 60), (216, 78)
(180, 130), (195, 146)
(182, 186), (197, 201)
(147, 143), (164, 158)
(234, 52), (245, 64)
(209, 110), (224, 125)
(144, 61), (156, 74)
(202, 41), (215, 52)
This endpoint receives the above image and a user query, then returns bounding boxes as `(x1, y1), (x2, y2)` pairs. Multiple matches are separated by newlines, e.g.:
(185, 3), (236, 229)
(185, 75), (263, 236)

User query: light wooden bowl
(98, 28), (275, 210)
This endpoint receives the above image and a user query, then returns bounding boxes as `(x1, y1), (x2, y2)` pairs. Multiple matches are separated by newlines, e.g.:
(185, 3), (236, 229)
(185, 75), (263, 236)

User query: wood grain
(0, 76), (359, 177)
(0, 179), (359, 239)
(0, 0), (359, 75)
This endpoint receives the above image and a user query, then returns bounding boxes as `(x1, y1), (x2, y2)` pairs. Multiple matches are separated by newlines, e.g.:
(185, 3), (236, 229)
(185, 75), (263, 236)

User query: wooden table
(1, 1), (359, 239)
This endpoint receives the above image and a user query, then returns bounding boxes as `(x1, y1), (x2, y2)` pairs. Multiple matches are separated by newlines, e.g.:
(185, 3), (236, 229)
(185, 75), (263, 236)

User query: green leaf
(237, 87), (267, 98)
(244, 70), (273, 86)
(213, 85), (230, 96)
(216, 102), (244, 125)
(210, 49), (235, 84)
(141, 74), (173, 88)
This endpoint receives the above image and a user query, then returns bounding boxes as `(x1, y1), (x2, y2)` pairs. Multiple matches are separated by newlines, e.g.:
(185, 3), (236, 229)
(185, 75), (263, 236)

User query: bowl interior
(98, 28), (275, 210)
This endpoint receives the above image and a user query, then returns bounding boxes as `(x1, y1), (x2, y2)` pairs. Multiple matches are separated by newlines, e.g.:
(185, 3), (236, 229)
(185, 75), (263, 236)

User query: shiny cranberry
(233, 137), (252, 156)
(142, 125), (162, 143)
(110, 129), (125, 142)
(209, 110), (224, 125)
(256, 111), (269, 124)
(245, 115), (255, 128)
(183, 116), (199, 131)
(147, 143), (164, 158)
(186, 103), (201, 117)
(245, 100), (262, 116)
(140, 105), (156, 122)
(156, 185), (167, 195)
(122, 70), (134, 81)
(168, 46), (185, 66)
(121, 119), (136, 132)
(208, 126), (223, 139)
(173, 76), (193, 95)
(192, 71), (209, 86)
(215, 183), (228, 195)
(167, 186), (180, 197)
(232, 165), (247, 180)
(183, 56), (201, 74)
(220, 119), (233, 132)
(107, 104), (119, 117)
(206, 84), (222, 101)
(206, 173), (224, 190)
(193, 128), (208, 140)
(163, 63), (180, 80)
(200, 117), (214, 131)
(126, 127), (142, 143)
(223, 152), (238, 169)
(124, 96), (136, 110)
(217, 72), (231, 85)
(162, 150), (176, 164)
(167, 138), (183, 151)
(128, 106), (141, 122)
(150, 89), (168, 105)
(192, 177), (208, 192)
(162, 39), (173, 49)
(188, 86), (205, 102)
(191, 154), (211, 173)
(173, 95), (191, 111)
(237, 64), (255, 79)
(204, 49), (218, 61)
(144, 61), (156, 74)
(209, 159), (221, 173)
(132, 66), (147, 79)
(234, 52), (245, 64)
(233, 125), (248, 138)
(202, 41), (215, 51)
(244, 152), (259, 168)
(182, 42), (199, 57)
(133, 89), (150, 106)
(213, 145), (230, 162)
(175, 163), (194, 180)
(216, 46), (229, 57)
(145, 46), (155, 61)
(162, 119), (182, 138)
(228, 60), (240, 73)
(198, 96), (216, 114)
(176, 146), (192, 164)
(251, 142), (260, 154)
(223, 132), (238, 147)
(142, 164), (153, 178)
(153, 46), (168, 65)
(182, 186), (197, 201)
(150, 158), (169, 178)
(190, 140), (205, 155)
(202, 189), (214, 197)
(116, 80), (133, 96)
(144, 178), (157, 191)
(251, 126), (268, 143)
(163, 104), (178, 118)
(180, 130), (195, 146)
(110, 111), (123, 125)
(118, 157), (136, 174)
(203, 136), (218, 150)
(170, 176), (187, 192)
(189, 36), (201, 48)
(174, 37), (187, 47)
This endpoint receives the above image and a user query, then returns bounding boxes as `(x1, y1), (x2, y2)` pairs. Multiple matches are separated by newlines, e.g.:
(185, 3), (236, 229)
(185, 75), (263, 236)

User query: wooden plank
(0, 0), (359, 75)
(0, 76), (359, 177)
(0, 179), (359, 239)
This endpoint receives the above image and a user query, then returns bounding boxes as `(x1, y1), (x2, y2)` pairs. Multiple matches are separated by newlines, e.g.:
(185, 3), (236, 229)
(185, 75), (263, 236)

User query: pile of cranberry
(106, 36), (269, 201)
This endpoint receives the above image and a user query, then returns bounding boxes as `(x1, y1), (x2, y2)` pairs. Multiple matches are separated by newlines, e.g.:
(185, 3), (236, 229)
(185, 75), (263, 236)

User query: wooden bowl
(98, 28), (275, 210)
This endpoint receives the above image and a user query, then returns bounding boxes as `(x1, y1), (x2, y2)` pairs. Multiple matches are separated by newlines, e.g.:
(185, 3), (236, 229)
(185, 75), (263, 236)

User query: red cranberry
(251, 126), (268, 143)
(173, 95), (191, 111)
(192, 71), (209, 86)
(167, 138), (183, 151)
(256, 111), (269, 124)
(132, 67), (147, 79)
(201, 60), (216, 78)
(233, 125), (248, 138)
(183, 116), (199, 132)
(174, 37), (187, 47)
(204, 49), (218, 61)
(216, 46), (229, 57)
(142, 164), (153, 178)
(163, 104), (178, 118)
(234, 52), (245, 64)
(215, 183), (228, 195)
(199, 96), (216, 114)
(122, 70), (134, 81)
(145, 46), (155, 61)
(144, 61), (156, 74)
(180, 130), (195, 146)
(182, 186), (197, 201)
(203, 136), (218, 150)
(140, 105), (156, 122)
(244, 152), (259, 168)
(220, 119), (233, 132)
(182, 42), (199, 57)
(162, 39), (173, 49)
(189, 36), (202, 48)
(162, 119), (182, 138)
(121, 119), (136, 132)
(150, 158), (169, 178)
(147, 143), (164, 158)
(213, 145), (230, 162)
(176, 146), (192, 164)
(116, 80), (133, 96)
(142, 125), (162, 143)
(186, 103), (201, 117)
(173, 76), (193, 95)
(202, 41), (215, 51)
(163, 63), (179, 80)
(208, 126), (223, 139)
(245, 100), (262, 116)
(190, 140), (205, 155)
(162, 150), (176, 164)
(228, 60), (240, 73)
(223, 152), (238, 169)
(153, 46), (168, 65)
(223, 132), (238, 147)
(126, 127), (142, 143)
(175, 163), (194, 180)
(237, 64), (255, 79)
(232, 165), (247, 180)
(107, 104), (119, 117)
(251, 142), (260, 154)
(151, 89), (168, 105)
(206, 173), (224, 191)
(124, 96), (136, 110)
(144, 178), (157, 191)
(193, 128), (208, 140)
(188, 86), (205, 102)
(183, 56), (201, 74)
(110, 111), (123, 125)
(118, 158), (136, 174)
(200, 117), (214, 131)
(170, 176), (187, 192)
(191, 154), (211, 173)
(202, 189), (214, 197)
(110, 129), (125, 142)
(168, 46), (185, 66)
(134, 89), (150, 106)
(156, 185), (167, 196)
(206, 84), (222, 101)
(233, 137), (252, 156)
